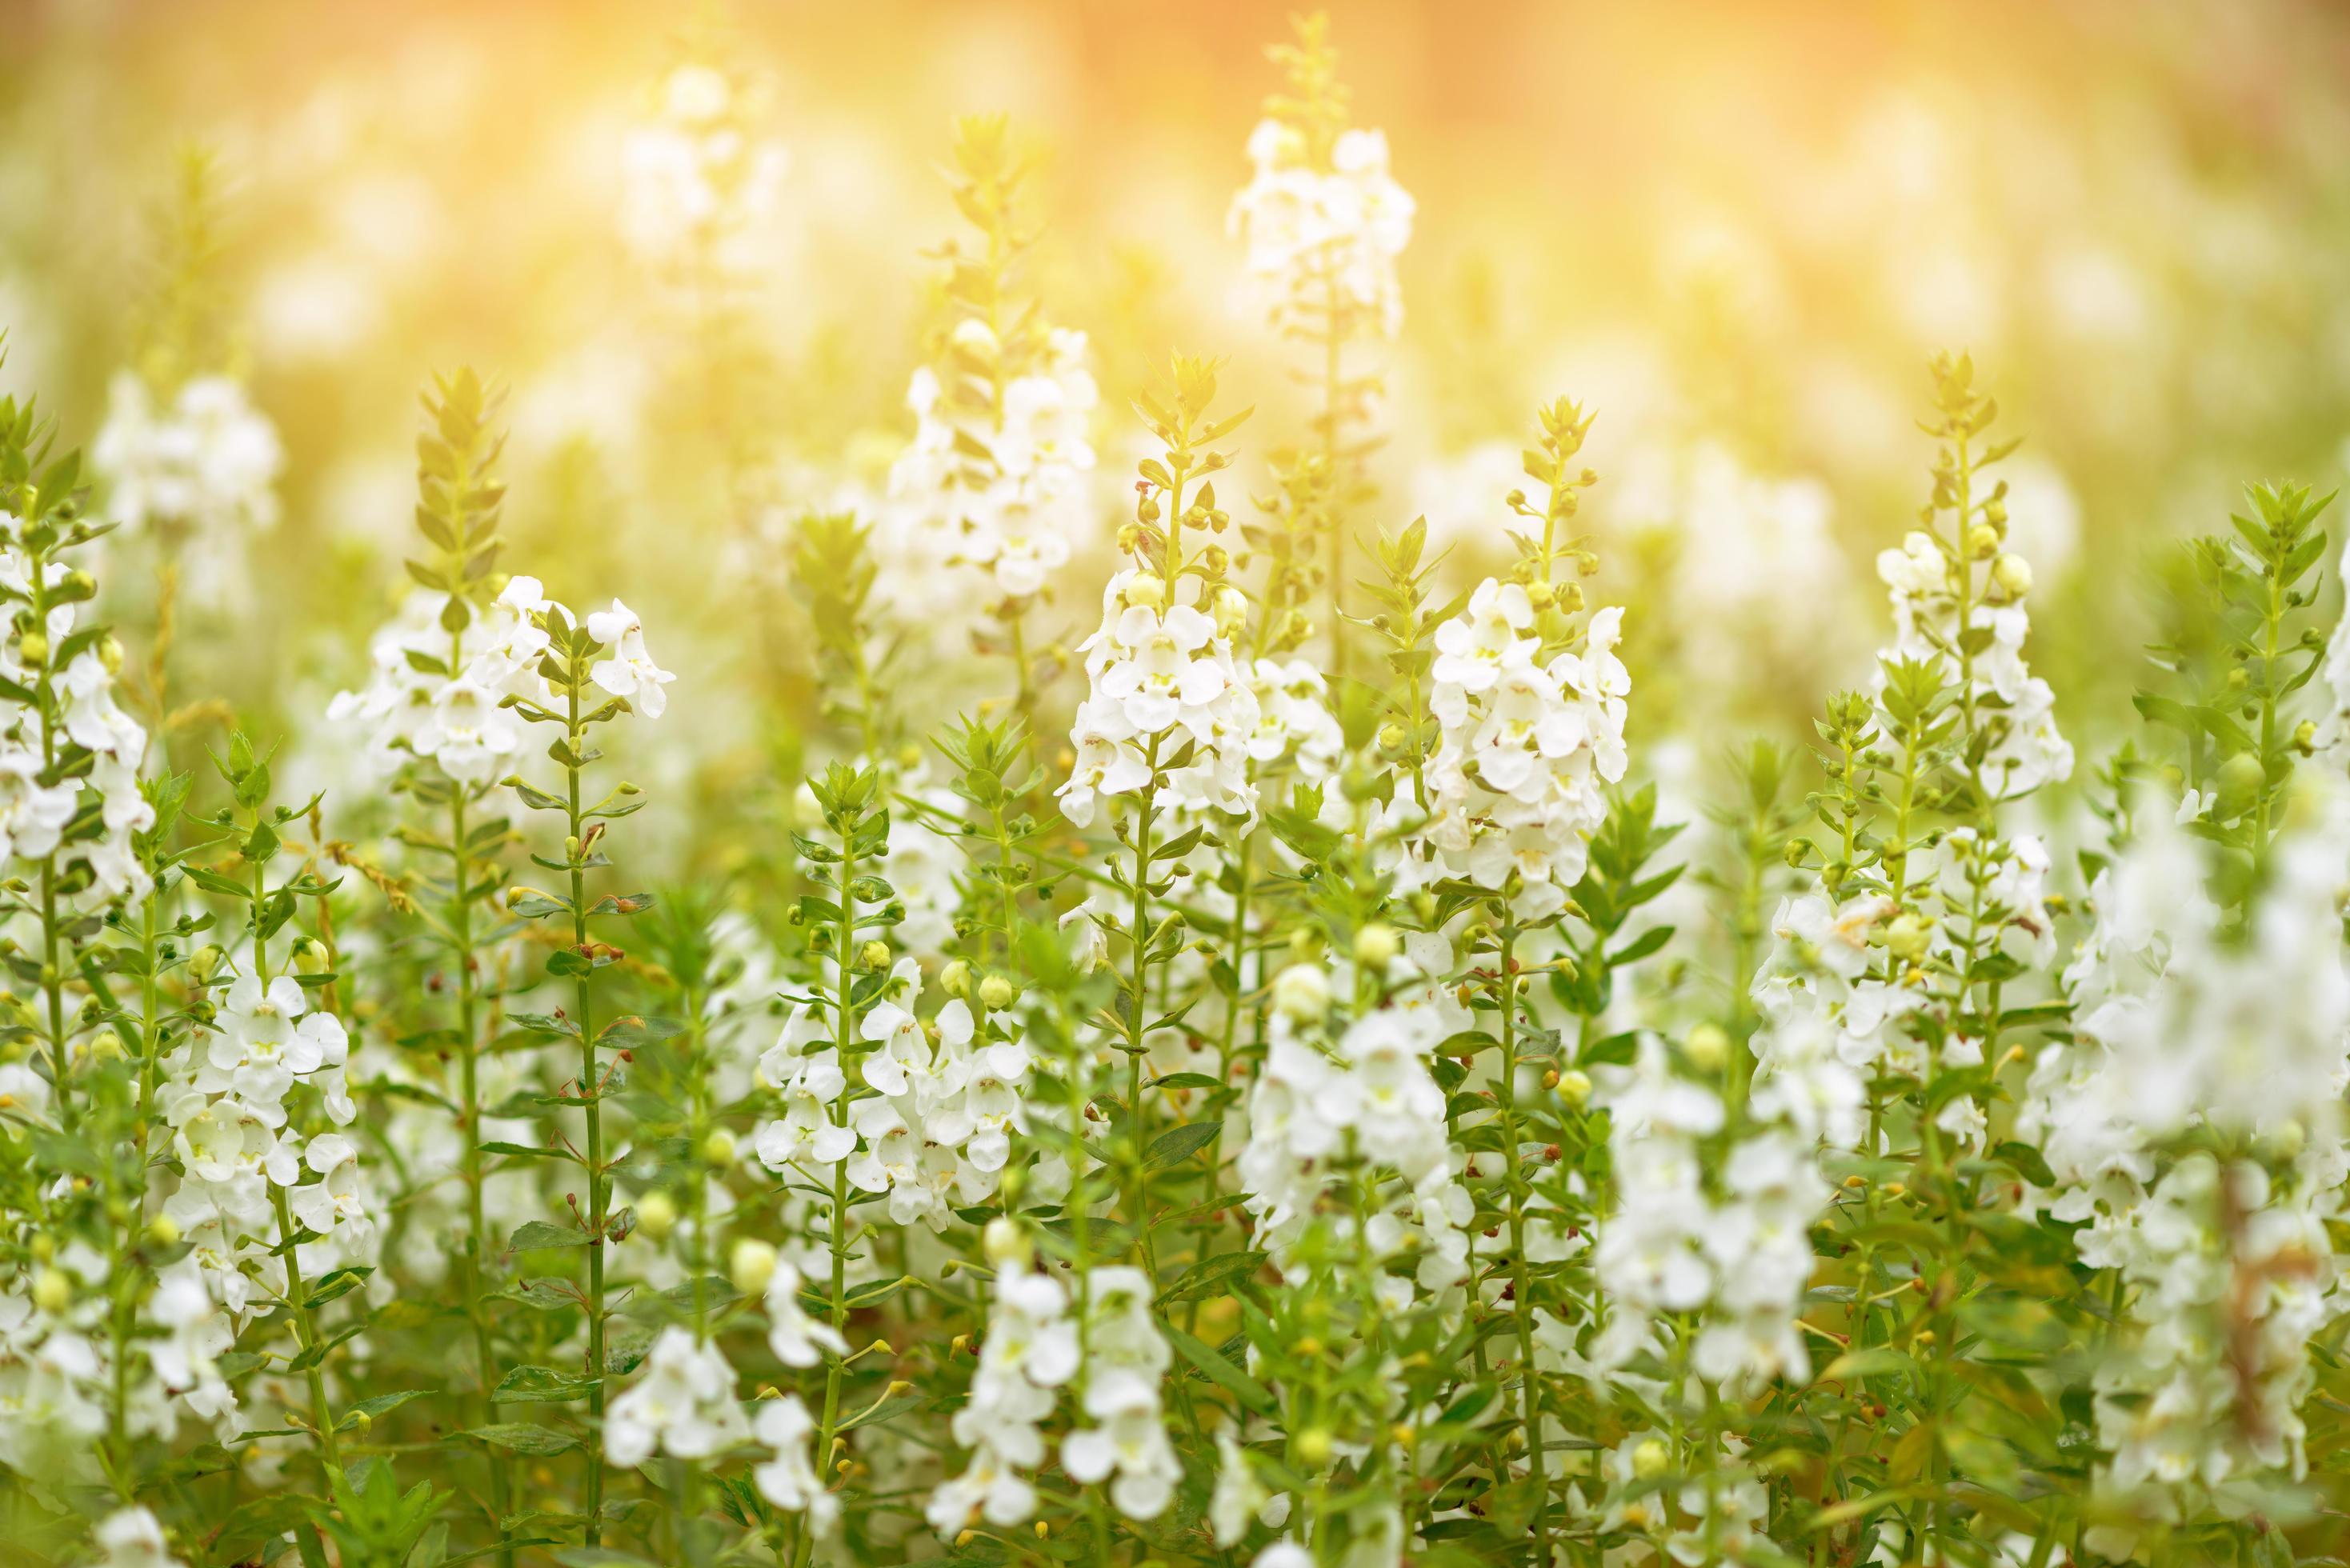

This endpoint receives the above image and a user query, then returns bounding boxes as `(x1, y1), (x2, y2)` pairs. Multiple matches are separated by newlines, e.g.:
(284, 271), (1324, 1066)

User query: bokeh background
(5, 0), (2348, 864)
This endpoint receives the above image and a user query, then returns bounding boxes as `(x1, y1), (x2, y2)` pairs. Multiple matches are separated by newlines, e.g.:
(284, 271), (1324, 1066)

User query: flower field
(7, 3), (2350, 1565)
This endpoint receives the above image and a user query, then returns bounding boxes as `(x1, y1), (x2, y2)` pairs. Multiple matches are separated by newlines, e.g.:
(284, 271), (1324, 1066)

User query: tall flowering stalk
(497, 573), (674, 1546)
(1231, 12), (1413, 681)
(329, 368), (523, 1554)
(893, 114), (1099, 739)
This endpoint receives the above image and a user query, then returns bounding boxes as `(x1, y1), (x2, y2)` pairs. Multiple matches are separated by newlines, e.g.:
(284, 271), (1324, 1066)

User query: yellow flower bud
(1125, 572), (1167, 610)
(1992, 552), (2032, 598)
(1885, 912), (1931, 963)
(147, 1214), (182, 1248)
(31, 1267), (69, 1315)
(1555, 1069), (1592, 1110)
(730, 1238), (779, 1296)
(1684, 1022), (1729, 1074)
(702, 1129), (737, 1166)
(1632, 1437), (1671, 1480)
(1351, 923), (1399, 967)
(635, 1191), (678, 1239)
(982, 1215), (1031, 1268)
(1294, 1427), (1333, 1466)
(979, 974), (1017, 1011)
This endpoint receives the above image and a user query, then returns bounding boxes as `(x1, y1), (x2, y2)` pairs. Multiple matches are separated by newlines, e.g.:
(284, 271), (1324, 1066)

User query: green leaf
(1165, 1325), (1275, 1414)
(1992, 1139), (2056, 1187)
(494, 1365), (599, 1403)
(507, 1220), (586, 1252)
(1143, 1121), (1221, 1173)
(471, 1422), (582, 1456)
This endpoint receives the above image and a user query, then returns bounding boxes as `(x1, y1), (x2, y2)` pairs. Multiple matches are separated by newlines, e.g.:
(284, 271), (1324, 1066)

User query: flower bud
(2296, 719), (2320, 754)
(1125, 572), (1167, 610)
(1884, 913), (1931, 963)
(1992, 552), (2032, 598)
(856, 940), (891, 973)
(1352, 922), (1399, 968)
(98, 634), (124, 674)
(2217, 750), (2266, 817)
(635, 1191), (678, 1240)
(940, 959), (972, 998)
(1964, 523), (2000, 559)
(291, 938), (332, 975)
(730, 1238), (779, 1296)
(1271, 962), (1328, 1024)
(702, 1129), (737, 1166)
(982, 1215), (1031, 1268)
(1684, 1022), (1728, 1074)
(1527, 580), (1556, 610)
(188, 945), (224, 986)
(31, 1267), (69, 1315)
(17, 630), (46, 667)
(1294, 1427), (1333, 1466)
(1212, 586), (1247, 636)
(1555, 1069), (1591, 1110)
(146, 1214), (181, 1248)
(979, 974), (1017, 1011)
(1632, 1437), (1671, 1480)
(1377, 722), (1405, 751)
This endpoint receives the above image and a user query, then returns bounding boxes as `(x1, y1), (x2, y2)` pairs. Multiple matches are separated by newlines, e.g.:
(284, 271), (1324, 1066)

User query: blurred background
(4, 0), (2348, 862)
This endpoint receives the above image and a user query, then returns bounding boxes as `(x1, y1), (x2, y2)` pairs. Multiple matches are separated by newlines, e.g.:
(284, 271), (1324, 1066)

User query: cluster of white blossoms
(1417, 581), (1630, 919)
(606, 1326), (751, 1470)
(330, 576), (674, 780)
(1590, 1037), (1825, 1392)
(158, 968), (369, 1323)
(1228, 118), (1415, 339)
(1062, 1266), (1182, 1520)
(1752, 829), (2055, 1155)
(890, 322), (1100, 601)
(930, 1254), (1076, 1534)
(1243, 657), (1345, 778)
(754, 966), (1033, 1232)
(2018, 788), (2350, 1525)
(1614, 440), (1850, 686)
(1875, 525), (2072, 797)
(0, 534), (154, 901)
(1057, 569), (1260, 829)
(91, 371), (284, 610)
(1240, 964), (1471, 1298)
(619, 62), (788, 281)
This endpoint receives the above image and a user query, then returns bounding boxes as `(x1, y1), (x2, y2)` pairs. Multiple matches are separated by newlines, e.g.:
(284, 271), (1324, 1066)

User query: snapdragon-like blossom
(1229, 119), (1415, 338)
(91, 371), (283, 610)
(1419, 581), (1629, 919)
(619, 62), (788, 281)
(1058, 569), (1259, 830)
(330, 576), (673, 779)
(1590, 1038), (1825, 1394)
(892, 323), (1100, 603)
(1875, 526), (2072, 797)
(604, 1327), (751, 1470)
(930, 1256), (1077, 1534)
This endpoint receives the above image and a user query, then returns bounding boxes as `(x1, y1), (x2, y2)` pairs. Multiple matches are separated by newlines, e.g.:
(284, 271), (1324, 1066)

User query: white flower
(1230, 114), (1415, 338)
(764, 1259), (847, 1369)
(0, 745), (76, 862)
(586, 599), (675, 718)
(603, 1327), (749, 1470)
(752, 1395), (838, 1534)
(91, 1505), (189, 1568)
